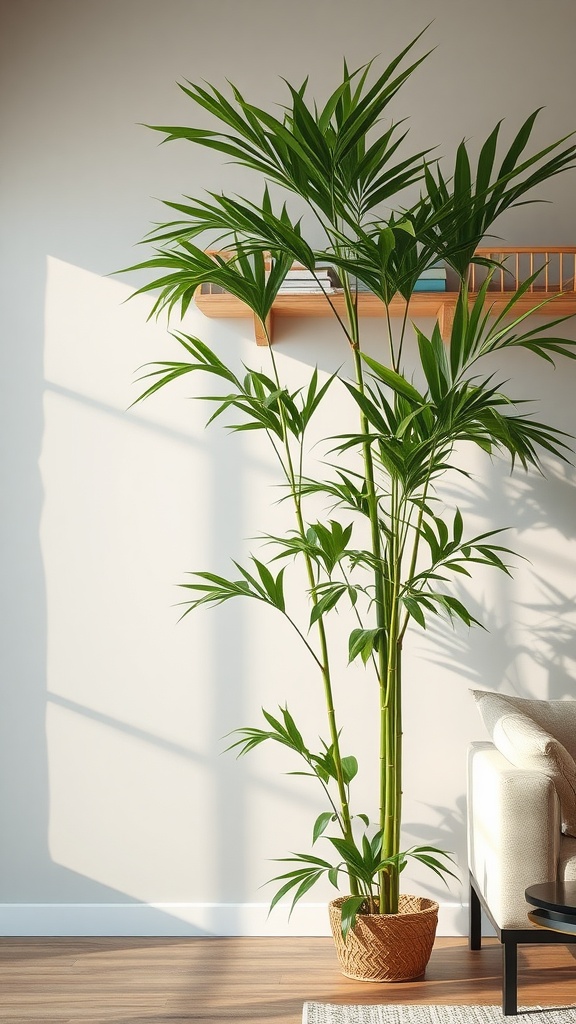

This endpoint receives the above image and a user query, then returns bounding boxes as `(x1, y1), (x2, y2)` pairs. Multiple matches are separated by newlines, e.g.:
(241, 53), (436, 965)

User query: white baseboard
(0, 901), (471, 937)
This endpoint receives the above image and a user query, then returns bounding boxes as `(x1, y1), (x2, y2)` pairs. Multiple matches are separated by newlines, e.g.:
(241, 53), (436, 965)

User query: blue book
(412, 279), (446, 292)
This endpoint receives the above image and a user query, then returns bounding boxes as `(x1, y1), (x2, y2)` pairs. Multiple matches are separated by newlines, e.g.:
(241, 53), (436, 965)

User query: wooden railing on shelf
(470, 247), (576, 293)
(194, 247), (576, 345)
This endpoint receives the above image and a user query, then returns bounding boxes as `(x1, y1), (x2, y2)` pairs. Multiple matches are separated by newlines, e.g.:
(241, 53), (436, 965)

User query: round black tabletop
(526, 881), (576, 915)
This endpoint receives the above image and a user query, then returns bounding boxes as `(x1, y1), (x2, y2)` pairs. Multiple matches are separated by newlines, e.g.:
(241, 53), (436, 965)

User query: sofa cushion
(471, 690), (576, 760)
(558, 834), (576, 881)
(471, 689), (576, 837)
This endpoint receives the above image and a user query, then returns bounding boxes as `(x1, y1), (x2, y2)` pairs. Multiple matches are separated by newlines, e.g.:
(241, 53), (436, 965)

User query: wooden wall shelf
(193, 248), (576, 345)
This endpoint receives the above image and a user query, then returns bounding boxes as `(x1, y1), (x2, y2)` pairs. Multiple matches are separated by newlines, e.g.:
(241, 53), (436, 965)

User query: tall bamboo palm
(126, 32), (576, 929)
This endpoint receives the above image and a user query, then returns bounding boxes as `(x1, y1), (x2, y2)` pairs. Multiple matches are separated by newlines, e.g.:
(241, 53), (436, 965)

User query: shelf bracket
(438, 300), (456, 342)
(254, 313), (272, 346)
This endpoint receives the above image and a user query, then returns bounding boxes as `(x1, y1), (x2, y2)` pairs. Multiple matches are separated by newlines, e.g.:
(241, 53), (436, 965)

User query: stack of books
(347, 263), (447, 295)
(277, 266), (341, 294)
(273, 263), (447, 295)
(412, 263), (447, 292)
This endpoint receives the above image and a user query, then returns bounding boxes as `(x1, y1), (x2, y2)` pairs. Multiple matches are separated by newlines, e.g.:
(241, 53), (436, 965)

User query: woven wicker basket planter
(328, 894), (439, 982)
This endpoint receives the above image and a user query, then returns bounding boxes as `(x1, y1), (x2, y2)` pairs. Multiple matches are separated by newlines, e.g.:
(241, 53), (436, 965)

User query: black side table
(470, 871), (576, 1015)
(526, 881), (576, 935)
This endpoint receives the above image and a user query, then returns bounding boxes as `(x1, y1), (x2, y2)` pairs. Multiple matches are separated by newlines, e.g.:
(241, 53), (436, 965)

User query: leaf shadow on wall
(424, 459), (576, 699)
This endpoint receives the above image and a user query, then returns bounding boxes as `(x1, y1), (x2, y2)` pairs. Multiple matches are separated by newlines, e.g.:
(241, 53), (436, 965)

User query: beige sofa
(467, 691), (576, 1015)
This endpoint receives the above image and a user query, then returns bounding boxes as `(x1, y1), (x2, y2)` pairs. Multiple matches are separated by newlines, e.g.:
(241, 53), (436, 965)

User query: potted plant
(125, 31), (576, 981)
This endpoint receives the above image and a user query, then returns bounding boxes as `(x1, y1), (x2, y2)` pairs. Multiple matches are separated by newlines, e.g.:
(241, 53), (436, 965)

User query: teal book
(412, 279), (446, 291)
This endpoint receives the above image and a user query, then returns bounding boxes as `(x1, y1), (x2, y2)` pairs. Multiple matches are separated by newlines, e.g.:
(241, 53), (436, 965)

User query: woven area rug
(302, 1006), (576, 1023)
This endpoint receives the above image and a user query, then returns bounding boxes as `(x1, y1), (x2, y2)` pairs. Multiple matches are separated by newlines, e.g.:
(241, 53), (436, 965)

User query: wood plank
(194, 287), (576, 344)
(1, 937), (576, 1023)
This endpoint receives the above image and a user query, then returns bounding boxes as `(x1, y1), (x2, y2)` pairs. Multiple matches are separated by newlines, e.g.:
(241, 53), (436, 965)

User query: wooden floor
(1, 936), (576, 1024)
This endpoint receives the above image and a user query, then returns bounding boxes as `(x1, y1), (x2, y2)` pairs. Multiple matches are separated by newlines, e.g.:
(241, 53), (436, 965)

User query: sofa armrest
(467, 741), (561, 929)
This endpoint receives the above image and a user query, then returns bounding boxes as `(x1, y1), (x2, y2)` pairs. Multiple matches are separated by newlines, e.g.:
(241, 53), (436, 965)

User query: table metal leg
(469, 880), (482, 950)
(502, 938), (518, 1016)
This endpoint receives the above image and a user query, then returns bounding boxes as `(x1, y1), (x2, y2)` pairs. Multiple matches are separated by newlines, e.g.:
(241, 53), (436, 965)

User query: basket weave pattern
(328, 894), (439, 982)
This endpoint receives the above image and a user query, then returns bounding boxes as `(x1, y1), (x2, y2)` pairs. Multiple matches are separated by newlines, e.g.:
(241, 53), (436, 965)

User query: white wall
(1, 0), (576, 936)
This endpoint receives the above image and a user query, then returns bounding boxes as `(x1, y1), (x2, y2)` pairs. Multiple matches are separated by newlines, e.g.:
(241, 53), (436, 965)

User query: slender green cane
(264, 325), (358, 893)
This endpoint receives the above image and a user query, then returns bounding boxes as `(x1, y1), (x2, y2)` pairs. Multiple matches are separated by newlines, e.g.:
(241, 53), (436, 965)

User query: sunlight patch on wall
(38, 257), (307, 905)
(41, 258), (215, 733)
(45, 700), (213, 901)
(40, 258), (228, 898)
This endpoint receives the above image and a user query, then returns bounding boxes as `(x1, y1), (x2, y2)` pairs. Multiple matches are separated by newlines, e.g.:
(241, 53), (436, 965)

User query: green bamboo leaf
(367, 830), (381, 861)
(355, 122), (406, 183)
(444, 562), (472, 577)
(312, 811), (334, 844)
(252, 558), (286, 612)
(328, 866), (340, 888)
(285, 82), (331, 168)
(377, 226), (395, 266)
(407, 845), (459, 882)
(435, 516), (449, 550)
(360, 353), (426, 405)
(261, 707), (291, 738)
(341, 380), (393, 434)
(361, 833), (375, 870)
(474, 121), (502, 205)
(348, 628), (381, 665)
(402, 596), (427, 629)
(442, 596), (481, 627)
(309, 585), (347, 626)
(340, 896), (368, 940)
(318, 75), (355, 134)
(327, 837), (371, 882)
(415, 328), (443, 404)
(453, 509), (463, 545)
(247, 102), (327, 178)
(273, 851), (336, 870)
(225, 726), (273, 756)
(341, 756), (358, 784)
(288, 871), (326, 913)
(268, 870), (321, 915)
(420, 520), (439, 560)
(495, 109), (543, 189)
(280, 707), (306, 751)
(335, 45), (433, 161)
(454, 139), (472, 200)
